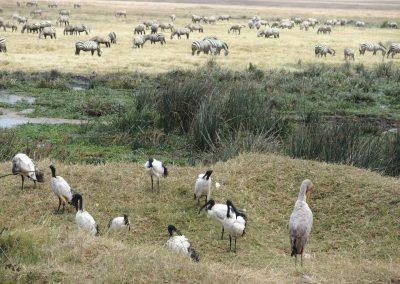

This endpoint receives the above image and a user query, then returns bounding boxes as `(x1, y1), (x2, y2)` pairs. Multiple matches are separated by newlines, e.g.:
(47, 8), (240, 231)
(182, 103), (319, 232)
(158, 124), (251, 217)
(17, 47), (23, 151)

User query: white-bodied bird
(166, 224), (199, 262)
(144, 157), (168, 191)
(223, 200), (247, 252)
(73, 193), (100, 236)
(50, 164), (79, 214)
(108, 214), (131, 231)
(11, 153), (44, 190)
(288, 179), (314, 266)
(194, 170), (213, 205)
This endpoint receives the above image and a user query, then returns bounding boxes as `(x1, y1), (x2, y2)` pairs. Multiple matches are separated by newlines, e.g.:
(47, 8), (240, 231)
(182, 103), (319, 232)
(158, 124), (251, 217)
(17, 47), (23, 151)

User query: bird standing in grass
(109, 214), (131, 231)
(11, 153), (44, 190)
(50, 164), (79, 214)
(223, 200), (247, 252)
(166, 224), (199, 262)
(288, 179), (314, 266)
(73, 193), (100, 236)
(194, 170), (213, 206)
(144, 157), (168, 191)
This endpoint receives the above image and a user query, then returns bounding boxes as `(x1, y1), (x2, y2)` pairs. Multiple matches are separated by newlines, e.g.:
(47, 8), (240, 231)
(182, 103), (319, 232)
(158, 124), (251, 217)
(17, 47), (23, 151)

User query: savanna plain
(0, 0), (400, 283)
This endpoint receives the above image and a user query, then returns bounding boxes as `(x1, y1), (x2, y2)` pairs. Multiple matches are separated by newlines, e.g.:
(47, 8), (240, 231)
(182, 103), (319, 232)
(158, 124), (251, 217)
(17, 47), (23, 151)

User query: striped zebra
(0, 19), (5, 32)
(317, 25), (331, 34)
(75, 40), (102, 56)
(355, 21), (365, 27)
(191, 40), (212, 55)
(5, 22), (18, 32)
(228, 24), (245, 35)
(170, 28), (190, 39)
(74, 24), (90, 35)
(315, 44), (335, 58)
(218, 15), (231, 21)
(359, 43), (386, 56)
(115, 11), (127, 18)
(134, 24), (146, 34)
(293, 17), (303, 24)
(64, 25), (74, 35)
(57, 15), (69, 26)
(150, 23), (159, 34)
(203, 16), (217, 24)
(387, 43), (400, 58)
(257, 28), (279, 38)
(160, 23), (174, 32)
(344, 48), (355, 61)
(48, 3), (58, 8)
(16, 16), (28, 24)
(144, 33), (166, 45)
(185, 23), (203, 33)
(300, 21), (310, 31)
(205, 38), (229, 56)
(108, 32), (117, 44)
(133, 36), (145, 48)
(192, 15), (202, 23)
(0, 36), (6, 53)
(387, 22), (398, 29)
(169, 14), (176, 22)
(90, 36), (111, 47)
(30, 9), (42, 16)
(143, 20), (156, 30)
(59, 10), (70, 16)
(26, 1), (38, 7)
(21, 22), (40, 34)
(39, 21), (52, 31)
(39, 26), (56, 39)
(74, 3), (81, 9)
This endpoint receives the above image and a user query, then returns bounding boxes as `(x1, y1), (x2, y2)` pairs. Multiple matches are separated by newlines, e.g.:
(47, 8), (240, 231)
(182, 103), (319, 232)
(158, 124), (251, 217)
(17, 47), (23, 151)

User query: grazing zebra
(355, 21), (365, 27)
(359, 43), (386, 56)
(21, 22), (40, 34)
(279, 20), (294, 29)
(132, 36), (145, 48)
(26, 1), (38, 7)
(39, 21), (52, 31)
(39, 26), (56, 39)
(344, 48), (355, 61)
(0, 36), (6, 53)
(0, 18), (5, 32)
(387, 22), (398, 29)
(108, 32), (117, 44)
(185, 23), (203, 33)
(300, 21), (310, 31)
(317, 25), (332, 34)
(228, 24), (245, 35)
(205, 38), (229, 56)
(57, 15), (69, 26)
(202, 16), (217, 24)
(64, 25), (74, 35)
(160, 23), (174, 32)
(192, 15), (202, 23)
(115, 11), (127, 18)
(218, 15), (231, 21)
(340, 19), (347, 26)
(386, 43), (400, 58)
(143, 20), (156, 30)
(90, 36), (111, 48)
(73, 24), (90, 35)
(170, 27), (190, 39)
(59, 10), (70, 16)
(134, 24), (146, 34)
(257, 28), (280, 38)
(16, 16), (28, 24)
(169, 14), (176, 22)
(315, 44), (335, 58)
(74, 3), (81, 9)
(75, 40), (102, 56)
(5, 22), (18, 32)
(30, 9), (42, 16)
(191, 40), (212, 55)
(293, 17), (303, 24)
(325, 19), (335, 26)
(144, 33), (166, 45)
(48, 3), (58, 8)
(150, 23), (159, 34)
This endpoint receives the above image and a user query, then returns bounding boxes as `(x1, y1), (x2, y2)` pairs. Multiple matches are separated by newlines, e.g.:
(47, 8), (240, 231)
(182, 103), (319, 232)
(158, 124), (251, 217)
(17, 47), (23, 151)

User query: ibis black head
(49, 164), (56, 178)
(148, 157), (154, 168)
(203, 169), (213, 180)
(188, 247), (199, 262)
(35, 168), (44, 183)
(198, 199), (215, 214)
(163, 165), (168, 177)
(167, 224), (180, 236)
(71, 193), (83, 211)
(123, 214), (131, 231)
(95, 224), (100, 236)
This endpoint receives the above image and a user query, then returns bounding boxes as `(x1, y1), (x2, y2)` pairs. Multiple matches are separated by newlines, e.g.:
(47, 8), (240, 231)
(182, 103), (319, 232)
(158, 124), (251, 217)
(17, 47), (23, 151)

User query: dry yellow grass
(0, 153), (399, 283)
(0, 1), (399, 74)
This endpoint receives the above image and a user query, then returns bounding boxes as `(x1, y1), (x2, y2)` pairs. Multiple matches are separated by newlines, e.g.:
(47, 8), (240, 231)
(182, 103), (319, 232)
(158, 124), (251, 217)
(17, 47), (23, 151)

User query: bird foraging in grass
(109, 214), (131, 231)
(194, 169), (213, 206)
(144, 157), (168, 191)
(166, 224), (199, 262)
(11, 153), (44, 190)
(289, 179), (314, 266)
(73, 193), (100, 236)
(223, 200), (247, 252)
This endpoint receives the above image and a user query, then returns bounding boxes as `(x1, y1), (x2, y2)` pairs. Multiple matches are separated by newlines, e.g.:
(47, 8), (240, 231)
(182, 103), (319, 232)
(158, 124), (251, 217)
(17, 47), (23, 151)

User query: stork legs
(56, 198), (66, 214)
(20, 175), (25, 190)
(229, 235), (237, 252)
(221, 227), (224, 240)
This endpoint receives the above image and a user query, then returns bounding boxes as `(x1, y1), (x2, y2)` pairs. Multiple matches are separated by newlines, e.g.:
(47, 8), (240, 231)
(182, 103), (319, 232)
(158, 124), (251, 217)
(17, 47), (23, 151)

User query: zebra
(205, 38), (229, 56)
(355, 21), (365, 27)
(39, 26), (56, 39)
(170, 28), (190, 39)
(108, 32), (117, 44)
(143, 20), (156, 30)
(185, 23), (203, 33)
(0, 18), (5, 32)
(169, 14), (176, 22)
(192, 15), (202, 23)
(279, 20), (294, 29)
(132, 35), (145, 48)
(0, 36), (6, 53)
(26, 1), (38, 7)
(257, 28), (279, 38)
(74, 3), (81, 9)
(21, 22), (40, 34)
(387, 22), (398, 29)
(293, 17), (303, 24)
(315, 44), (335, 58)
(160, 23), (174, 32)
(5, 22), (18, 32)
(64, 25), (74, 35)
(325, 19), (335, 26)
(150, 23), (159, 34)
(115, 11), (127, 18)
(228, 24), (245, 35)
(359, 43), (386, 56)
(30, 9), (42, 16)
(300, 20), (310, 31)
(39, 21), (52, 31)
(73, 24), (90, 35)
(16, 16), (28, 24)
(217, 15), (231, 21)
(134, 24), (146, 34)
(75, 40), (102, 56)
(317, 25), (331, 34)
(48, 3), (58, 8)
(59, 10), (70, 16)
(191, 40), (212, 55)
(57, 15), (69, 26)
(90, 36), (111, 47)
(340, 19), (347, 26)
(202, 16), (217, 24)
(386, 43), (400, 58)
(344, 48), (355, 61)
(144, 33), (166, 45)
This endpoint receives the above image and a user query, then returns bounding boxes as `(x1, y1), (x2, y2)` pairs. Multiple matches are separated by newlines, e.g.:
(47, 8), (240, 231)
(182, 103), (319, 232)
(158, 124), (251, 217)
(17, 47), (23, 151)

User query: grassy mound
(0, 153), (399, 283)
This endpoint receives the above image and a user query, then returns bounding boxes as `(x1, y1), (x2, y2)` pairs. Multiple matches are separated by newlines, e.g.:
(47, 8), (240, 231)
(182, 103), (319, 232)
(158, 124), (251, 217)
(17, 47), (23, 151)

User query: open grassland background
(0, 0), (399, 73)
(0, 153), (400, 283)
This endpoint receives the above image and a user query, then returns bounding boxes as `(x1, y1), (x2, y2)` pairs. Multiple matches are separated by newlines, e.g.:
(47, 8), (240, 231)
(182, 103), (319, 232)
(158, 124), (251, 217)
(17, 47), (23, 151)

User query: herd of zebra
(0, 4), (399, 60)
